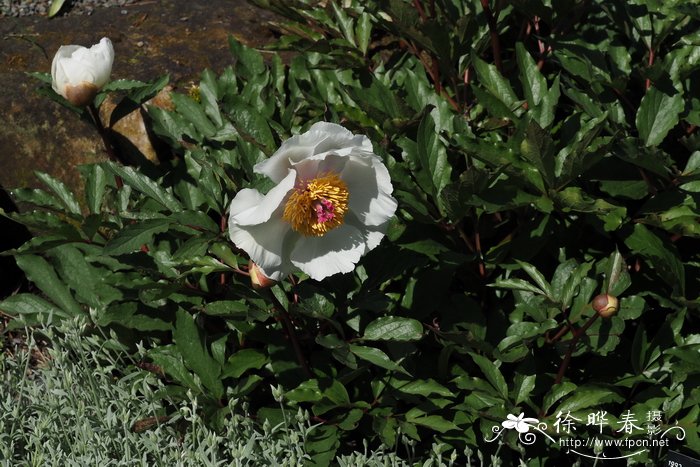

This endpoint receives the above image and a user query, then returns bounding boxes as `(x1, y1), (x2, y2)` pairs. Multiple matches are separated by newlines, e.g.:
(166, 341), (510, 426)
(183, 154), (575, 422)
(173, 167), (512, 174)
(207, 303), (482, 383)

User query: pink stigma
(313, 198), (335, 223)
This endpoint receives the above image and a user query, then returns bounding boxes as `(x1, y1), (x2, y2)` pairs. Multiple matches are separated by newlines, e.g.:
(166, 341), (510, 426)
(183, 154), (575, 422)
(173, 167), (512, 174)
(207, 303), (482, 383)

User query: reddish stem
(412, 0), (427, 21)
(645, 48), (655, 90)
(480, 0), (502, 72)
(554, 313), (600, 385)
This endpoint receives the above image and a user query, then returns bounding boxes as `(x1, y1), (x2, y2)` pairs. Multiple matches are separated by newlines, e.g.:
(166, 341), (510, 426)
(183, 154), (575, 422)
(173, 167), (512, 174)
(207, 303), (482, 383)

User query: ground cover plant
(1, 0), (700, 464)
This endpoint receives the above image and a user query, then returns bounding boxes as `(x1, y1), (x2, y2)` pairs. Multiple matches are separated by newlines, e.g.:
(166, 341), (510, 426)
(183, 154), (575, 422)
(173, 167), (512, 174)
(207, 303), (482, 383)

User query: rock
(99, 86), (174, 164)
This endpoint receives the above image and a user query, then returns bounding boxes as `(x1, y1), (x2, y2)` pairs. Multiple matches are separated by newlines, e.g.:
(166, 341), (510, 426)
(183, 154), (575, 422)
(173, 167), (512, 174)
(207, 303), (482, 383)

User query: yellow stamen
(283, 173), (349, 236)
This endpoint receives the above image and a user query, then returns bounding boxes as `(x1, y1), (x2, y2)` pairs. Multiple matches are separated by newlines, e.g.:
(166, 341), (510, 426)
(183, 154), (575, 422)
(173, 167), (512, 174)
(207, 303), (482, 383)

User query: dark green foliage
(3, 0), (700, 464)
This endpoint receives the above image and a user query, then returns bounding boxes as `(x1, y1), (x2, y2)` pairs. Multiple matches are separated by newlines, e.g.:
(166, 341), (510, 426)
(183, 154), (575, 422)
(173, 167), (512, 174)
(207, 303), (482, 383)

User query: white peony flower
(502, 413), (539, 433)
(228, 122), (398, 281)
(51, 37), (114, 107)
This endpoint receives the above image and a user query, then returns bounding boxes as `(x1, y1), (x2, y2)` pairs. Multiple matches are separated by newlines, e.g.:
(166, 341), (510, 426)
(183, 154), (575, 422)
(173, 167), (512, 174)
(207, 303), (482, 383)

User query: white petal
(255, 122), (371, 183)
(342, 152), (397, 227)
(51, 45), (82, 95)
(292, 152), (350, 183)
(228, 170), (296, 226)
(363, 228), (387, 252)
(87, 37), (114, 88)
(343, 211), (389, 254)
(290, 224), (365, 281)
(229, 220), (295, 281)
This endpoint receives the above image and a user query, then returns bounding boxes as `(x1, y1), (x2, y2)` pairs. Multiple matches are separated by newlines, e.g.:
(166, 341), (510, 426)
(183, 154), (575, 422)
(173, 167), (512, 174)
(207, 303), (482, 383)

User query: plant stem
(554, 312), (600, 385)
(645, 47), (655, 90)
(267, 290), (312, 379)
(480, 0), (502, 72)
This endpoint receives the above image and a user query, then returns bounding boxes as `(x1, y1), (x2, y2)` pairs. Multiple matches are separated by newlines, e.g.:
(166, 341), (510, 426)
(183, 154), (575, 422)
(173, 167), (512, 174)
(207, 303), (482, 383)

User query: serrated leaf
(171, 93), (217, 138)
(405, 414), (458, 433)
(0, 293), (70, 323)
(469, 353), (508, 399)
(15, 255), (82, 317)
(516, 260), (554, 300)
(554, 385), (623, 413)
(624, 224), (685, 295)
(391, 378), (454, 398)
(516, 42), (546, 107)
(363, 316), (423, 341)
(513, 374), (536, 405)
(472, 55), (518, 109)
(348, 344), (409, 375)
(104, 218), (171, 255)
(174, 309), (223, 399)
(103, 163), (182, 212)
(222, 349), (268, 379)
(81, 164), (108, 214)
(489, 278), (546, 295)
(417, 110), (452, 196)
(636, 87), (683, 147)
(35, 172), (81, 215)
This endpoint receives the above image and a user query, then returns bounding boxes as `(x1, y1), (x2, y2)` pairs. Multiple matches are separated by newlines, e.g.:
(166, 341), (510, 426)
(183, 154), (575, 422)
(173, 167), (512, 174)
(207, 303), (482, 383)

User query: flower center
(283, 173), (349, 237)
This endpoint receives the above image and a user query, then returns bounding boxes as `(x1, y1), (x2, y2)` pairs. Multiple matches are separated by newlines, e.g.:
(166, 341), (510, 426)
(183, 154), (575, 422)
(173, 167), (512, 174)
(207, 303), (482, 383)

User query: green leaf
(513, 374), (536, 405)
(229, 36), (265, 79)
(15, 255), (82, 317)
(519, 121), (555, 188)
(81, 164), (108, 214)
(489, 278), (546, 296)
(48, 0), (67, 17)
(605, 250), (630, 295)
(171, 93), (217, 138)
(174, 309), (223, 399)
(636, 87), (683, 147)
(542, 381), (576, 413)
(471, 54), (518, 110)
(554, 385), (623, 414)
(0, 293), (70, 323)
(49, 244), (121, 307)
(348, 344), (409, 375)
(103, 163), (182, 212)
(356, 12), (372, 55)
(204, 300), (249, 317)
(516, 260), (554, 300)
(148, 347), (199, 392)
(391, 378), (454, 398)
(363, 316), (423, 341)
(227, 96), (276, 153)
(624, 224), (685, 295)
(417, 110), (452, 196)
(35, 172), (81, 215)
(222, 349), (268, 379)
(516, 42), (546, 107)
(404, 414), (458, 433)
(104, 218), (171, 255)
(469, 353), (508, 399)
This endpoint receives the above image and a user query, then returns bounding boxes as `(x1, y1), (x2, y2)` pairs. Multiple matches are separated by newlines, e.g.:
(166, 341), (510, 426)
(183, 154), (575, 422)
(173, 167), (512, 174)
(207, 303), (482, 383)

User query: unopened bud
(592, 293), (619, 318)
(249, 260), (276, 290)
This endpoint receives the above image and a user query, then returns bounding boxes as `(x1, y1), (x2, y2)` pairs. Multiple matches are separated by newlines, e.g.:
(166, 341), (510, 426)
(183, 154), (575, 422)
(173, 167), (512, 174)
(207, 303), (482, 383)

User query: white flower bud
(51, 37), (114, 107)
